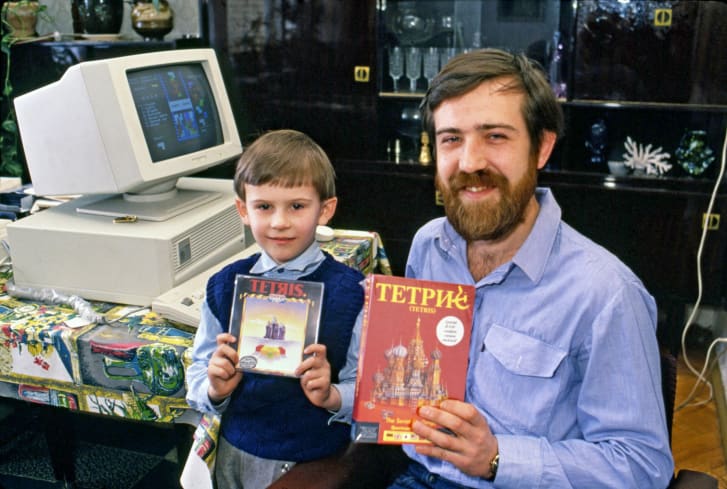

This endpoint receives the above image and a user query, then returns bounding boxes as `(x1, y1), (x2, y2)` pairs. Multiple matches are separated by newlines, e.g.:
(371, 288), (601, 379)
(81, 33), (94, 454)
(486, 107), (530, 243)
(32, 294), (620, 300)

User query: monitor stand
(76, 185), (220, 222)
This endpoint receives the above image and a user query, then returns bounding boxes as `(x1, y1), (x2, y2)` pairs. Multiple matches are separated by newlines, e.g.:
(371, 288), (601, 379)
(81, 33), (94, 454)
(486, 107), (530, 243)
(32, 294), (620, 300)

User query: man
(388, 48), (674, 488)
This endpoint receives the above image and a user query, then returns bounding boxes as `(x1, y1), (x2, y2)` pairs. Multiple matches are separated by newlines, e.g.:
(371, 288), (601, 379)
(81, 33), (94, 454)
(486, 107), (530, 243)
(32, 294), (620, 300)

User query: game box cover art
(352, 274), (475, 444)
(229, 275), (323, 377)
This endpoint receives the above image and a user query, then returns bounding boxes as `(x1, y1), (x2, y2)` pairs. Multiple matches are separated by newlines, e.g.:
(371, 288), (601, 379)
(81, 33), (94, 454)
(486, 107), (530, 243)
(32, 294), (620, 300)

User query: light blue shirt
(185, 240), (362, 422)
(403, 188), (674, 488)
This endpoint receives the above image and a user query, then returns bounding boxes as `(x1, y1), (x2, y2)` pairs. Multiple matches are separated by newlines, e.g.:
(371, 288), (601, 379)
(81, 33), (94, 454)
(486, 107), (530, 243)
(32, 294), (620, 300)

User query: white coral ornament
(622, 137), (672, 176)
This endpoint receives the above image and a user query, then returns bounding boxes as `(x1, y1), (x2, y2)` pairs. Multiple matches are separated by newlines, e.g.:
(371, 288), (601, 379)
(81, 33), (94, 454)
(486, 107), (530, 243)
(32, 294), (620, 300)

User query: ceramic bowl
(607, 161), (629, 176)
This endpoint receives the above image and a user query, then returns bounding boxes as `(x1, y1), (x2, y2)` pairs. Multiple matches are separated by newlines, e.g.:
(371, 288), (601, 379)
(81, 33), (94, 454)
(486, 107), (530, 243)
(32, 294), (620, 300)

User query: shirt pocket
(470, 323), (568, 434)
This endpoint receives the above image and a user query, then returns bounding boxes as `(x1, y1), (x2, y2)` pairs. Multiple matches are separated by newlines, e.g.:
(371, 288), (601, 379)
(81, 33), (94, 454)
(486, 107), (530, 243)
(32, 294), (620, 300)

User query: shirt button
(281, 463), (291, 473)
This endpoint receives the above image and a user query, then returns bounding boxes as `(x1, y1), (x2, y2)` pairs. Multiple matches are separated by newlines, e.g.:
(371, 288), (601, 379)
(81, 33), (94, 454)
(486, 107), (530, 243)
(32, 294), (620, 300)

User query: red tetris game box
(352, 274), (475, 444)
(229, 274), (323, 377)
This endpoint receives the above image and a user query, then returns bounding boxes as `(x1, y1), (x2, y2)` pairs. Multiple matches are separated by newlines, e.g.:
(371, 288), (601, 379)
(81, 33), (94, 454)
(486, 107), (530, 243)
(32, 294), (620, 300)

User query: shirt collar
(512, 187), (561, 283)
(434, 187), (561, 284)
(250, 240), (326, 275)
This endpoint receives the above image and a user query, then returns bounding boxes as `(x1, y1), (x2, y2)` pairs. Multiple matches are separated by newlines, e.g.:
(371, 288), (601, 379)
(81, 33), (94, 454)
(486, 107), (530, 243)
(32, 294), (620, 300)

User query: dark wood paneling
(227, 0), (379, 160)
(331, 159), (443, 275)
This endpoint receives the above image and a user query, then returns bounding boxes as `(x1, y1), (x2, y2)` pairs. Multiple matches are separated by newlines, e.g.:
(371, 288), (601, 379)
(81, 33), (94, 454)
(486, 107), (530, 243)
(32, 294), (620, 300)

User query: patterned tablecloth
(0, 275), (195, 422)
(0, 229), (390, 427)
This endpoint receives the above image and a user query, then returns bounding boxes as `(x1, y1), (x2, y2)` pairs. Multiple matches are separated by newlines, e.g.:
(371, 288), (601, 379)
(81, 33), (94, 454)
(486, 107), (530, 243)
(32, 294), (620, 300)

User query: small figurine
(585, 119), (608, 167)
(419, 131), (432, 166)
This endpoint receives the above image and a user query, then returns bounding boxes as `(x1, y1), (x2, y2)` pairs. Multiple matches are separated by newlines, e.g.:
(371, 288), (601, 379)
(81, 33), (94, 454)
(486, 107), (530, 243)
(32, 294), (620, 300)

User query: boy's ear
(318, 197), (337, 225)
(235, 198), (250, 224)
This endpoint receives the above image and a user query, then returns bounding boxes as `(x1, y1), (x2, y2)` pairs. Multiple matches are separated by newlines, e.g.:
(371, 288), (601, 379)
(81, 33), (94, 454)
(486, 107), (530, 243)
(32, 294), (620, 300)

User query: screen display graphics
(128, 63), (223, 162)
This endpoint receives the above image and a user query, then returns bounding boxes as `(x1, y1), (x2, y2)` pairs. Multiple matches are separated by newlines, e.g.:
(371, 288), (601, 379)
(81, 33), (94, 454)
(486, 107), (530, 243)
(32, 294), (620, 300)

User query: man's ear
(318, 197), (338, 225)
(235, 198), (250, 225)
(536, 131), (557, 170)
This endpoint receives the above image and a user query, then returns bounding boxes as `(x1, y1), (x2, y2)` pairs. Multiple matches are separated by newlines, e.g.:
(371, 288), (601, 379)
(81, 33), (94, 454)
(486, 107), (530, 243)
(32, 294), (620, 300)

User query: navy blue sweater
(206, 253), (364, 461)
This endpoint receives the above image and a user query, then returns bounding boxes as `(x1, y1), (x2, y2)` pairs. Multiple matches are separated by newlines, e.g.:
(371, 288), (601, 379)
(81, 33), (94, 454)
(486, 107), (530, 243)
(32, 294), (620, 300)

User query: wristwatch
(487, 451), (500, 481)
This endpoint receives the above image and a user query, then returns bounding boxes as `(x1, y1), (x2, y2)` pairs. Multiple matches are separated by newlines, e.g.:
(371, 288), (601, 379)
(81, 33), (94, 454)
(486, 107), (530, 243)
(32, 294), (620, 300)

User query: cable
(677, 126), (727, 410)
(5, 278), (107, 324)
(105, 305), (148, 325)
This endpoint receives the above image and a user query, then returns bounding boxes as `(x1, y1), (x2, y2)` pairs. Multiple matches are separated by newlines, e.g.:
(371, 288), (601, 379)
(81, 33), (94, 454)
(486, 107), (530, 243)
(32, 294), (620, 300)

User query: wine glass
(388, 46), (404, 92)
(423, 47), (439, 88)
(405, 47), (422, 92)
(439, 47), (456, 70)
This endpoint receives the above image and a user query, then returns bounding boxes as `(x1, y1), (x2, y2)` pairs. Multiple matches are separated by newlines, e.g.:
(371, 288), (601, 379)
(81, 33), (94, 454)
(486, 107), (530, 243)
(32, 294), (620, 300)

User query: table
(0, 229), (389, 484)
(0, 269), (197, 483)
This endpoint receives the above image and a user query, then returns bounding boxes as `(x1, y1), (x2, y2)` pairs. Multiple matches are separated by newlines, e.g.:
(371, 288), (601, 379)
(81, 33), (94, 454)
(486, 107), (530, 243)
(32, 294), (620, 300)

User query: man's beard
(436, 163), (537, 242)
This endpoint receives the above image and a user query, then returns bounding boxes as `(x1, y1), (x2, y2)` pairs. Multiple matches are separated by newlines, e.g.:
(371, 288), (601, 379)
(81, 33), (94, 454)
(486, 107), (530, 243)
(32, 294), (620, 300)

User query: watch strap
(487, 451), (499, 481)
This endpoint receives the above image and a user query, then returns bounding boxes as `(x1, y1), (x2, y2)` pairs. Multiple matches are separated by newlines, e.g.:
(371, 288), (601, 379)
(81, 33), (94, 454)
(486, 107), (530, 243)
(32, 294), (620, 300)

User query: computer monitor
(7, 49), (248, 306)
(14, 48), (242, 221)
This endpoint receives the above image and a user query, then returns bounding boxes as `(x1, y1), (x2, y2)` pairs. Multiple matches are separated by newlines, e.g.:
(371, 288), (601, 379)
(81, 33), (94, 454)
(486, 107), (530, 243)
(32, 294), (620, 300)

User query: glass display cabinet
(374, 0), (727, 176)
(376, 0), (568, 162)
(560, 0), (727, 179)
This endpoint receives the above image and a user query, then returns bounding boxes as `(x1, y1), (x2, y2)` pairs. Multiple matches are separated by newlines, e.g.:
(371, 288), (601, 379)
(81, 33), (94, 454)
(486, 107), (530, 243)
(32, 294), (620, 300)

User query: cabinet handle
(703, 213), (720, 230)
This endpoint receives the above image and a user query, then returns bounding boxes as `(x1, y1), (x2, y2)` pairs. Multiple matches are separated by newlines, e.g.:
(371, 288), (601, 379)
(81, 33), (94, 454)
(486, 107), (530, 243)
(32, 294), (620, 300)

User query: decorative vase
(1, 1), (41, 38)
(675, 129), (715, 176)
(131, 0), (174, 41)
(76, 0), (124, 34)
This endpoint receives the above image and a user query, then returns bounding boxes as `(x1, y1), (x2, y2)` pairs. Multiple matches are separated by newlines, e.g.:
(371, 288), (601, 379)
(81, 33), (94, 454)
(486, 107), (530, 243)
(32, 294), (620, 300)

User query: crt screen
(127, 63), (223, 163)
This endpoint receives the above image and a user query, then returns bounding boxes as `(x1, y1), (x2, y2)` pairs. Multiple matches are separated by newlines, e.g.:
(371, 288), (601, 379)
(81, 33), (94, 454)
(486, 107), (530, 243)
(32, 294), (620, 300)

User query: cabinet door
(541, 176), (727, 307)
(377, 0), (570, 162)
(573, 1), (727, 105)
(225, 0), (378, 160)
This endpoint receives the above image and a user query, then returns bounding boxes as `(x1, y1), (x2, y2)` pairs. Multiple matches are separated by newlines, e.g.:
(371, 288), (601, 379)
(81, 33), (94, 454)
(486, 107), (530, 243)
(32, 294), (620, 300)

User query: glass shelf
(565, 99), (727, 113)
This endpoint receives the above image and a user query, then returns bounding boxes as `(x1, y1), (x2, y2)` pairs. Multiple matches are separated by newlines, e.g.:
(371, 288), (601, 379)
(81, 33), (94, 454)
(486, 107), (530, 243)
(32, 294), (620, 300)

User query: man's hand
(207, 332), (243, 403)
(412, 399), (498, 479)
(296, 343), (341, 411)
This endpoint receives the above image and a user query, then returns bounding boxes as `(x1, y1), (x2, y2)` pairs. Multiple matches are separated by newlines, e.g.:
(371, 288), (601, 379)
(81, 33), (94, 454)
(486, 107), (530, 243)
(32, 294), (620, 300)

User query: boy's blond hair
(234, 129), (336, 201)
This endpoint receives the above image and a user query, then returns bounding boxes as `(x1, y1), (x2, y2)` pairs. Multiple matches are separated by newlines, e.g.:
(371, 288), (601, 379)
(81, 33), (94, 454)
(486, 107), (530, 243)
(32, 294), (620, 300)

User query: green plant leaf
(1, 118), (17, 132)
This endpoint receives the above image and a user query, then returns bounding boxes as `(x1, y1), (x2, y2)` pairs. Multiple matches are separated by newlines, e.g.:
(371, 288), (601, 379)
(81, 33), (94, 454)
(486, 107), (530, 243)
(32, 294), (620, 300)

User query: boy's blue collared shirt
(249, 240), (326, 277)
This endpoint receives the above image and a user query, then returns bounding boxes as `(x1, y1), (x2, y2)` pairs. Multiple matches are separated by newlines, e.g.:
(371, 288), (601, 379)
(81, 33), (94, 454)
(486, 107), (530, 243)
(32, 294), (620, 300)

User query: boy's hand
(296, 344), (341, 411)
(207, 333), (243, 403)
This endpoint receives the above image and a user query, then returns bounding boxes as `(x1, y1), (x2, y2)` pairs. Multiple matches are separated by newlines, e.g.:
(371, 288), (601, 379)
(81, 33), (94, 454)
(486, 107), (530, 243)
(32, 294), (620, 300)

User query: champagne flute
(405, 47), (422, 92)
(388, 46), (404, 92)
(423, 47), (439, 88)
(439, 47), (456, 70)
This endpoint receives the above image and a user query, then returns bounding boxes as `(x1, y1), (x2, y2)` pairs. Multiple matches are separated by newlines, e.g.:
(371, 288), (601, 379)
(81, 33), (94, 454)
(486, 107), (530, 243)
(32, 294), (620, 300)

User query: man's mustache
(449, 170), (506, 192)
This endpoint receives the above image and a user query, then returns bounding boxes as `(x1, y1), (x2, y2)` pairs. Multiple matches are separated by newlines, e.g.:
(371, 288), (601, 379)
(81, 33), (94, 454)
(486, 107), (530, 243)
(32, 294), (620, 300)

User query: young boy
(185, 129), (364, 488)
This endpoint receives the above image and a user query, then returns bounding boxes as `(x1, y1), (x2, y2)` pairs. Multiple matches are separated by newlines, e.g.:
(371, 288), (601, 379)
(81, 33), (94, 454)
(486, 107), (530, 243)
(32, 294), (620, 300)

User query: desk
(0, 229), (389, 484)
